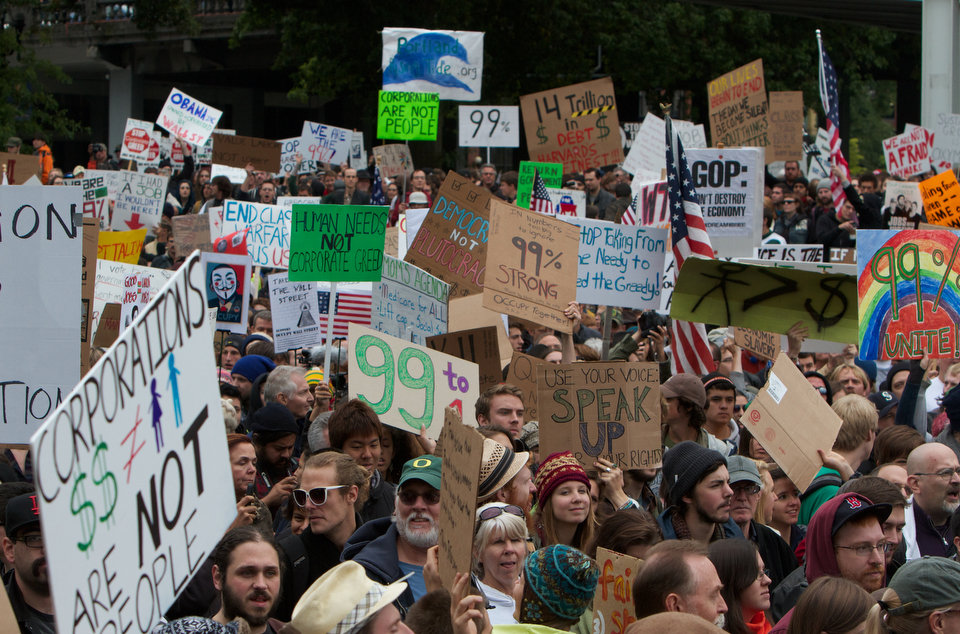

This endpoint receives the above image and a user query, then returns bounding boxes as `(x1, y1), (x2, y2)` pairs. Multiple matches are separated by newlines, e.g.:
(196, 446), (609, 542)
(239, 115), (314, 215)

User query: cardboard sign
(172, 214), (213, 255)
(156, 87), (223, 145)
(278, 137), (318, 177)
(734, 327), (781, 360)
(482, 200), (579, 333)
(593, 548), (641, 634)
(97, 228), (146, 264)
(218, 199), (290, 268)
(289, 204), (389, 282)
(707, 58), (769, 147)
(563, 217), (667, 309)
(377, 91), (440, 141)
(768, 91), (804, 162)
(92, 302), (122, 347)
(111, 172), (167, 231)
(212, 133), (282, 173)
(436, 410), (484, 588)
(505, 352), (545, 422)
(31, 250), (235, 634)
(382, 28), (484, 101)
(269, 272), (323, 352)
(538, 362), (661, 469)
(404, 171), (493, 297)
(0, 187), (81, 443)
(624, 180), (670, 229)
(201, 252), (252, 335)
(883, 127), (933, 178)
(517, 161), (563, 210)
(0, 150), (40, 184)
(919, 169), (960, 228)
(671, 256), (858, 344)
(81, 218), (99, 374)
(300, 121), (354, 165)
(121, 118), (157, 163)
(931, 113), (960, 167)
(857, 229), (960, 359)
(459, 105), (519, 147)
(686, 148), (763, 243)
(427, 326), (502, 395)
(66, 172), (111, 229)
(520, 77), (624, 172)
(743, 353), (842, 491)
(372, 144), (414, 181)
(373, 255), (449, 344)
(448, 294), (512, 363)
(753, 244), (825, 262)
(348, 323), (480, 440)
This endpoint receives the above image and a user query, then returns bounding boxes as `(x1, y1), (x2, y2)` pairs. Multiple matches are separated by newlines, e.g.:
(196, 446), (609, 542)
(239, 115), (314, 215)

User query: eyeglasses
(16, 534), (44, 549)
(478, 505), (524, 522)
(913, 467), (960, 479)
(835, 541), (890, 557)
(814, 386), (828, 395)
(292, 485), (347, 507)
(784, 199), (797, 204)
(398, 489), (441, 506)
(732, 483), (761, 496)
(756, 568), (771, 582)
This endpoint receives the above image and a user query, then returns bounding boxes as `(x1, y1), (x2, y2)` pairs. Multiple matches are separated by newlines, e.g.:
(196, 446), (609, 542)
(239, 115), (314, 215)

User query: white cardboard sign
(156, 88), (223, 145)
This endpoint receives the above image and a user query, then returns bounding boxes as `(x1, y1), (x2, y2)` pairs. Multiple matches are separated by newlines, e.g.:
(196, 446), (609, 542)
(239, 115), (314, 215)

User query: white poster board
(156, 87), (223, 145)
(218, 199), (291, 268)
(373, 255), (449, 344)
(279, 137), (318, 177)
(458, 106), (520, 147)
(110, 172), (168, 231)
(300, 121), (353, 165)
(269, 272), (323, 352)
(687, 147), (765, 255)
(382, 28), (484, 101)
(931, 113), (960, 167)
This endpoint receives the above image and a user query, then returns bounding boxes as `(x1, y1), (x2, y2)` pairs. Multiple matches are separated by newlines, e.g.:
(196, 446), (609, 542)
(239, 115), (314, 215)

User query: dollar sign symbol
(596, 113), (610, 140)
(92, 441), (118, 524)
(536, 125), (547, 145)
(804, 276), (852, 330)
(70, 472), (97, 552)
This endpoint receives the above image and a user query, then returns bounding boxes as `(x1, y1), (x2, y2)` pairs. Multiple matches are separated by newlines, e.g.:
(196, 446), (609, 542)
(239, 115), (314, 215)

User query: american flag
(529, 169), (554, 214)
(621, 192), (640, 225)
(370, 165), (386, 206)
(665, 115), (716, 376)
(818, 33), (849, 210)
(316, 284), (372, 342)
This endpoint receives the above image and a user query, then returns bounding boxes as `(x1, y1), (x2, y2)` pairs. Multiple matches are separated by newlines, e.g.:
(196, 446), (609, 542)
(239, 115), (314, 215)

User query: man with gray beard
(342, 455), (442, 614)
(902, 443), (960, 559)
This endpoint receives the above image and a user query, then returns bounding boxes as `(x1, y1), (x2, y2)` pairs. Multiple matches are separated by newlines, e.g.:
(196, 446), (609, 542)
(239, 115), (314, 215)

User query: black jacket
(750, 521), (799, 589)
(341, 517), (416, 613)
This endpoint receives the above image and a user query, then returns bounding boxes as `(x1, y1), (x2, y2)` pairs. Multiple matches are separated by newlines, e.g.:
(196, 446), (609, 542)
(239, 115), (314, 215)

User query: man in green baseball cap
(342, 455), (443, 613)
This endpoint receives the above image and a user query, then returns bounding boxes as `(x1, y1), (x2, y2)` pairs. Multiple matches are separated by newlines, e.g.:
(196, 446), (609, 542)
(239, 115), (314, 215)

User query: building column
(108, 67), (136, 152)
(921, 0), (960, 129)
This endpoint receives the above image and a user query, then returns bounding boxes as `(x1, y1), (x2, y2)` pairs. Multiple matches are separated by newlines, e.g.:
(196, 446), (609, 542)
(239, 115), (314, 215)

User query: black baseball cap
(5, 492), (41, 537)
(831, 493), (891, 536)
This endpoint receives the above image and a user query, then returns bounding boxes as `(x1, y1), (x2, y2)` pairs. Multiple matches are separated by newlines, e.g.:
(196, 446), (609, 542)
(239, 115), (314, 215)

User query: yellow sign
(97, 228), (147, 264)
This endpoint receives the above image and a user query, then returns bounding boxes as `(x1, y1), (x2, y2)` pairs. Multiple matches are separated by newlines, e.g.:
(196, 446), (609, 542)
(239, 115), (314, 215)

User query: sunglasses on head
(478, 505), (524, 522)
(398, 489), (441, 505)
(293, 485), (347, 507)
(784, 199), (797, 203)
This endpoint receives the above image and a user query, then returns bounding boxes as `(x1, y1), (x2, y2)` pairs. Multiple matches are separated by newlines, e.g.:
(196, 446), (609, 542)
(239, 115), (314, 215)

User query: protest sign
(622, 121), (640, 150)
(315, 281), (373, 343)
(97, 228), (146, 264)
(93, 303), (122, 347)
(111, 172), (167, 231)
(931, 113), (960, 167)
(378, 91), (440, 141)
(81, 218), (99, 374)
(289, 204), (389, 282)
(459, 105), (519, 147)
(66, 172), (111, 229)
(831, 248), (856, 264)
(373, 144), (414, 181)
(32, 250), (236, 634)
(278, 137), (318, 177)
(172, 214), (213, 255)
(119, 270), (151, 332)
(753, 244), (825, 262)
(448, 294), (512, 362)
(520, 77), (624, 172)
(0, 187), (80, 444)
(277, 196), (323, 211)
(543, 188), (586, 217)
(350, 131), (367, 169)
(218, 199), (290, 267)
(404, 171), (492, 297)
(707, 58), (769, 147)
(743, 353), (842, 490)
(483, 200), (579, 333)
(671, 256), (858, 344)
(805, 128), (832, 182)
(382, 28), (484, 101)
(882, 181), (924, 230)
(620, 113), (706, 180)
(883, 127), (932, 178)
(857, 229), (960, 359)
(738, 258), (855, 276)
(427, 326), (502, 394)
(686, 148), (763, 247)
(517, 161), (563, 210)
(505, 352), (545, 422)
(563, 217), (667, 309)
(200, 252), (251, 335)
(624, 180), (670, 229)
(384, 214), (408, 260)
(768, 91), (804, 162)
(348, 323), (479, 439)
(268, 272), (322, 352)
(0, 150), (39, 184)
(919, 169), (960, 228)
(211, 163), (248, 184)
(538, 362), (661, 469)
(436, 410), (484, 588)
(212, 133), (282, 173)
(734, 327), (781, 360)
(300, 121), (353, 165)
(156, 87), (223, 145)
(121, 118), (157, 163)
(592, 548), (640, 634)
(373, 255), (449, 344)
(93, 261), (175, 335)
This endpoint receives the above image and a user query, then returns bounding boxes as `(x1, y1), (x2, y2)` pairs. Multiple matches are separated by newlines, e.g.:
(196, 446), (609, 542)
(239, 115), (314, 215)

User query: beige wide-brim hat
(287, 561), (409, 634)
(477, 438), (530, 500)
